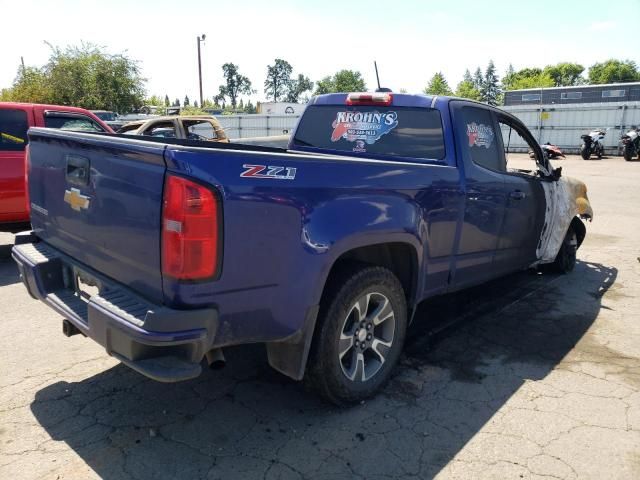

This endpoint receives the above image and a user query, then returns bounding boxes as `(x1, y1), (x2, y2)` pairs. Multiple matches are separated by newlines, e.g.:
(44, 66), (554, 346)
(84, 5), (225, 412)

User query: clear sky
(1, 0), (638, 104)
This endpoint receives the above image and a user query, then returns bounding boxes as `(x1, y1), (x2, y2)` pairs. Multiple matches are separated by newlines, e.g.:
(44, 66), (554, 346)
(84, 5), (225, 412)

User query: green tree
(0, 66), (52, 103)
(424, 72), (453, 95)
(313, 70), (366, 95)
(173, 98), (180, 107)
(244, 100), (256, 113)
(218, 63), (253, 108)
(333, 70), (366, 92)
(543, 62), (585, 86)
(455, 70), (481, 101)
(264, 58), (293, 102)
(588, 59), (639, 84)
(2, 43), (145, 113)
(508, 73), (554, 90)
(286, 74), (314, 102)
(164, 94), (170, 107)
(502, 64), (516, 90)
(473, 67), (484, 90)
(314, 76), (335, 95)
(193, 100), (198, 108)
(145, 95), (164, 106)
(184, 95), (190, 107)
(480, 60), (500, 106)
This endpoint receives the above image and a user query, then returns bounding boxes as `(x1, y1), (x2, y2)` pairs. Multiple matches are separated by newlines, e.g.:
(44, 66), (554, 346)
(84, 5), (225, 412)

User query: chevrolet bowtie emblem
(64, 188), (91, 211)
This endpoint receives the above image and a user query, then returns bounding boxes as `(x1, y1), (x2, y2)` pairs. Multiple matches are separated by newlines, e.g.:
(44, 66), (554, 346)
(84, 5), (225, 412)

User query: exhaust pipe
(62, 319), (81, 337)
(205, 348), (226, 370)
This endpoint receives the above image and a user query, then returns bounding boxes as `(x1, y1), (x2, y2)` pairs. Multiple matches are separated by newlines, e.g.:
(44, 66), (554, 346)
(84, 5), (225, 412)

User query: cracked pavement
(1, 154), (639, 479)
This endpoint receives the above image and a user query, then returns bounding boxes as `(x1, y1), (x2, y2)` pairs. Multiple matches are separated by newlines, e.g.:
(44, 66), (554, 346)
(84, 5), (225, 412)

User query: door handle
(509, 190), (526, 200)
(66, 155), (90, 186)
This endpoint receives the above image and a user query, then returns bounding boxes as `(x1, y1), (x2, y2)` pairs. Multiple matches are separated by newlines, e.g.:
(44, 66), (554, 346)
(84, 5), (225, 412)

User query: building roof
(507, 82), (640, 93)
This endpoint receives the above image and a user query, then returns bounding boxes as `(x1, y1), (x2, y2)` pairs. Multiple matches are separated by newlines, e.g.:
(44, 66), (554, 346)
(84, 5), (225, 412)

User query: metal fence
(215, 115), (301, 139)
(501, 101), (640, 155)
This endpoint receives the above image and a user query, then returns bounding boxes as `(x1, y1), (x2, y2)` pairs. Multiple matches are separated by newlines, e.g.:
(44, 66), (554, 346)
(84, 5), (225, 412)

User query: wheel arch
(266, 240), (420, 381)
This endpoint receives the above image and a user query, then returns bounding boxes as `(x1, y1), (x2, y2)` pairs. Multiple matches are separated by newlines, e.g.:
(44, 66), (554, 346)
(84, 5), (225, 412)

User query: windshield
(292, 105), (446, 160)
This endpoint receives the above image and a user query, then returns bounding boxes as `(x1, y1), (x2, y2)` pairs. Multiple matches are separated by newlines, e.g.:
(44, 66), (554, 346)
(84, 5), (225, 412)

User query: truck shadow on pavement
(31, 260), (616, 479)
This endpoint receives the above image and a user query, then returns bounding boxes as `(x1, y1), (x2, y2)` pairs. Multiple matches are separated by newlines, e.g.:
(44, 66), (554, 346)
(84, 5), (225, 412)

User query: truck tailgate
(27, 129), (166, 302)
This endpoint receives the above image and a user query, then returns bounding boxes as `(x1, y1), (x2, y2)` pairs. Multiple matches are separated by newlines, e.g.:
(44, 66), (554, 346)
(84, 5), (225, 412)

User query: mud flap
(266, 305), (319, 380)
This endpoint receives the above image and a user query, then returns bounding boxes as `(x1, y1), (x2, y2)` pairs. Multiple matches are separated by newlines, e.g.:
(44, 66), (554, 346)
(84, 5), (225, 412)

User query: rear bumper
(12, 233), (218, 382)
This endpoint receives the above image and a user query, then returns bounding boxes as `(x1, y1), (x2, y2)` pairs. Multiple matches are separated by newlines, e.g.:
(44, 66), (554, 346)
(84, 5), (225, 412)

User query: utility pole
(21, 57), (26, 77)
(197, 34), (206, 107)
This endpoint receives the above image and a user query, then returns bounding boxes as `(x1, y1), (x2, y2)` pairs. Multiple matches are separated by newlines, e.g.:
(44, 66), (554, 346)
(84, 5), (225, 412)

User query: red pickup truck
(0, 102), (113, 232)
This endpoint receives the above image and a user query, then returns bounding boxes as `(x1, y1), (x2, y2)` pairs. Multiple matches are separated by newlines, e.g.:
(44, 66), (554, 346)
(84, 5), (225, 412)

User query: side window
(143, 122), (177, 138)
(0, 109), (29, 151)
(44, 114), (104, 132)
(498, 119), (540, 174)
(183, 120), (217, 141)
(460, 106), (503, 172)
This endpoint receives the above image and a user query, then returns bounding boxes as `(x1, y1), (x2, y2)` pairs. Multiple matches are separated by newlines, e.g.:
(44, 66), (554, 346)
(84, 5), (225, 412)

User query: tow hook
(62, 319), (81, 337)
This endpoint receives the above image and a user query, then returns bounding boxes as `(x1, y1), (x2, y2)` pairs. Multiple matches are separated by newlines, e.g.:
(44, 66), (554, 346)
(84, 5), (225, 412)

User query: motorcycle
(530, 142), (565, 160)
(621, 126), (640, 162)
(580, 129), (606, 160)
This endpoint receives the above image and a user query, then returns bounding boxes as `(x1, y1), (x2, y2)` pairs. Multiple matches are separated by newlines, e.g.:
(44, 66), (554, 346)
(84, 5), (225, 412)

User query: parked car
(0, 102), (113, 233)
(13, 92), (593, 404)
(117, 115), (229, 142)
(91, 110), (125, 131)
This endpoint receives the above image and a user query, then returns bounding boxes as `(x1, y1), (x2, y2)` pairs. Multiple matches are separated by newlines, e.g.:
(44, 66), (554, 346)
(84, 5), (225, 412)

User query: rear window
(44, 114), (104, 132)
(292, 105), (446, 160)
(0, 109), (29, 151)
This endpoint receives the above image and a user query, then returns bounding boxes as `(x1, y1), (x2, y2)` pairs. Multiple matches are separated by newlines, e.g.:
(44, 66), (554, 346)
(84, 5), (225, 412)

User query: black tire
(580, 145), (590, 160)
(597, 146), (603, 159)
(550, 226), (578, 273)
(623, 145), (633, 161)
(305, 265), (407, 405)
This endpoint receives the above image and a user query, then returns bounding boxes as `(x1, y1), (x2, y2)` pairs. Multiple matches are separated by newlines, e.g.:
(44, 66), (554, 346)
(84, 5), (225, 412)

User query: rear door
(28, 129), (167, 302)
(449, 102), (507, 288)
(0, 107), (32, 223)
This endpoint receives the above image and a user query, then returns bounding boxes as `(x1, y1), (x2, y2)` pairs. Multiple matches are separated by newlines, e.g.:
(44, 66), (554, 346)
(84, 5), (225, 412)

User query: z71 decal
(241, 164), (297, 180)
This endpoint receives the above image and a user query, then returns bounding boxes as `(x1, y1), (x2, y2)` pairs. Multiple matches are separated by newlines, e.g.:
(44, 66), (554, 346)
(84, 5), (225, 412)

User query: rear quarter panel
(163, 146), (462, 346)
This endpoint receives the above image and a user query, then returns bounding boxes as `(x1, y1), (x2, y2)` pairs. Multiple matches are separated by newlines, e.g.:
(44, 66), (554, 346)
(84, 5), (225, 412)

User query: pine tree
(164, 95), (170, 107)
(423, 72), (453, 95)
(480, 60), (501, 106)
(184, 95), (190, 107)
(463, 69), (473, 83)
(473, 67), (484, 90)
(193, 100), (198, 108)
(238, 98), (244, 110)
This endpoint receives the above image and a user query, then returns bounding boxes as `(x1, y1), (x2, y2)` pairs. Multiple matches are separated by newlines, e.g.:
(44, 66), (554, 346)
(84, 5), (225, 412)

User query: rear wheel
(306, 265), (407, 405)
(580, 145), (591, 160)
(550, 226), (578, 273)
(623, 145), (633, 161)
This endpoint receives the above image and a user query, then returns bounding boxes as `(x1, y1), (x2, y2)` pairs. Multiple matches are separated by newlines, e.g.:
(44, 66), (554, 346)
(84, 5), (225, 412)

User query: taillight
(24, 145), (30, 214)
(161, 174), (221, 281)
(346, 92), (393, 106)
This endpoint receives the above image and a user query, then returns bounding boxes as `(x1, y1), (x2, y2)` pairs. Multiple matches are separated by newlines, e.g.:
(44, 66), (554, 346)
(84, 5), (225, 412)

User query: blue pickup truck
(12, 92), (593, 404)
